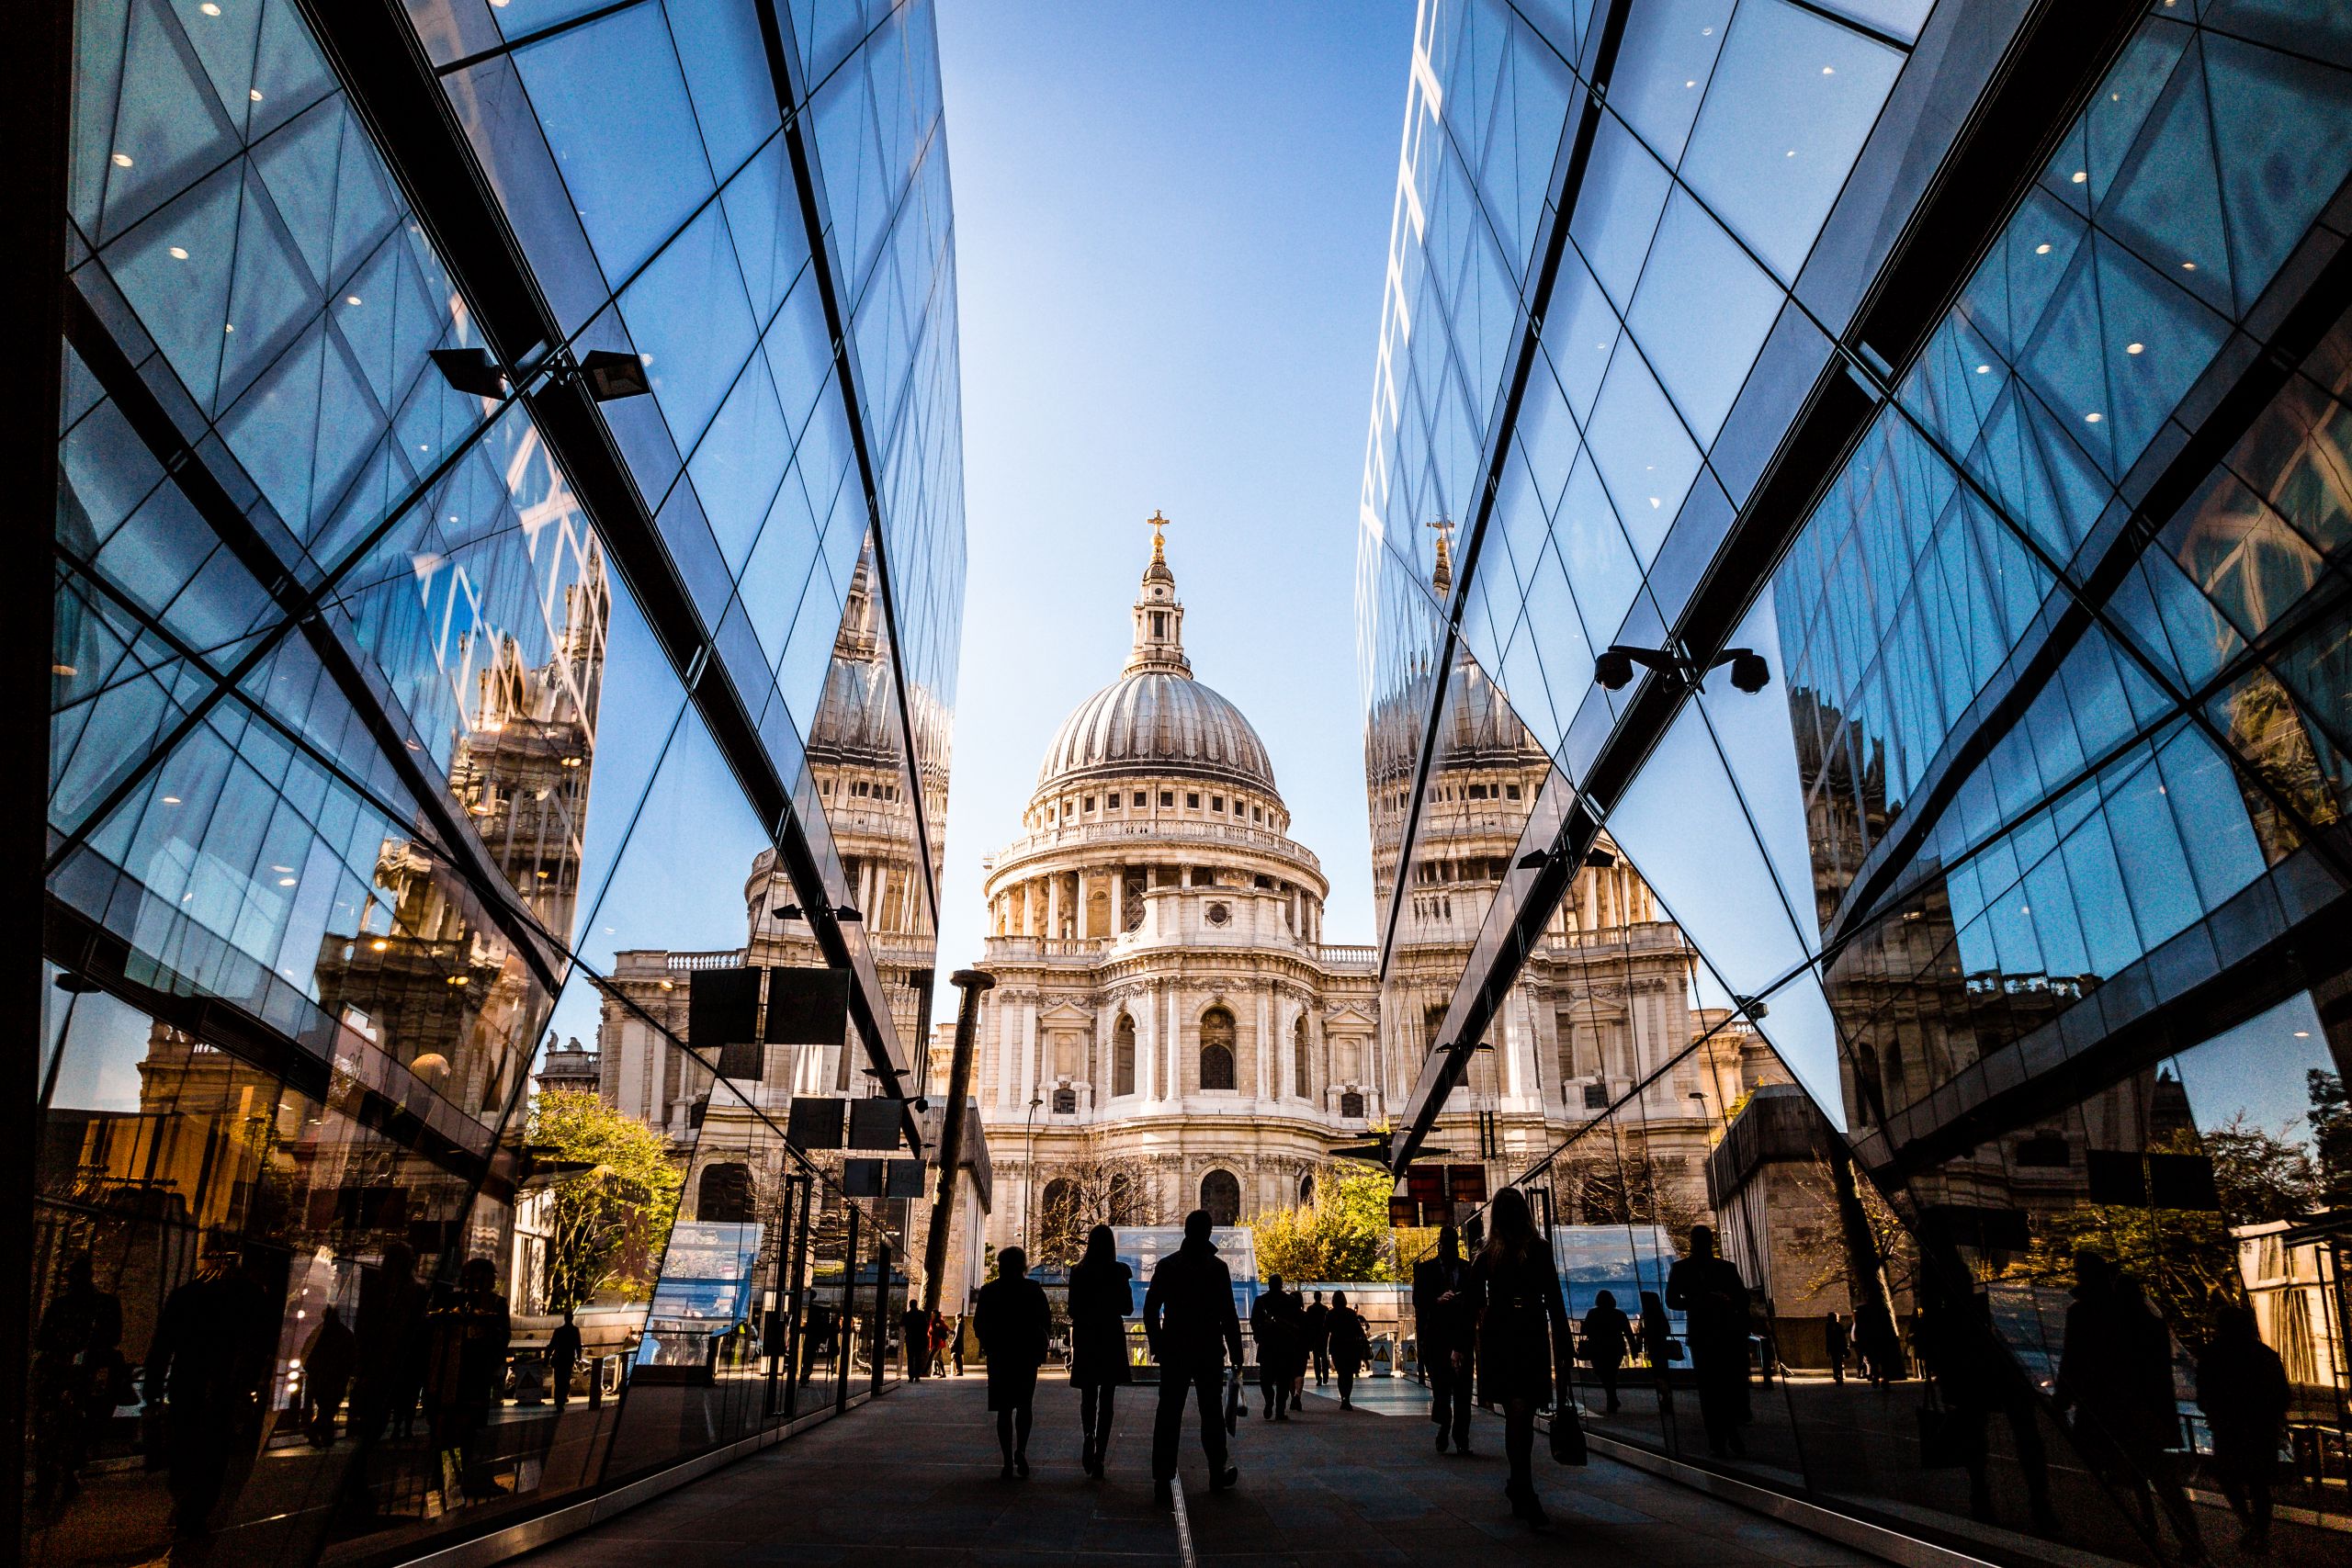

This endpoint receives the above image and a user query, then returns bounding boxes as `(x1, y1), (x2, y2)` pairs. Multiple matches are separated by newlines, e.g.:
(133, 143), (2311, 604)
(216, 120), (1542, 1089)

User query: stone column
(1046, 874), (1062, 941)
(1254, 988), (1271, 1100)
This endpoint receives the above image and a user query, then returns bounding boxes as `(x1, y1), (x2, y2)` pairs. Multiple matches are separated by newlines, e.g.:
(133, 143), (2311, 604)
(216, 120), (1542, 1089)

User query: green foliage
(2311, 1069), (2352, 1208)
(2205, 1111), (2321, 1221)
(1249, 1164), (1402, 1282)
(529, 1089), (683, 1311)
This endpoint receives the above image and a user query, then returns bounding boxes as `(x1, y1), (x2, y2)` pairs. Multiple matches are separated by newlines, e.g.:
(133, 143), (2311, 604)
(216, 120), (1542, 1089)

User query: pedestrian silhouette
(1068, 1224), (1135, 1478)
(1329, 1291), (1371, 1408)
(353, 1241), (427, 1441)
(1305, 1291), (1331, 1387)
(900, 1300), (932, 1382)
(1145, 1209), (1243, 1506)
(1667, 1224), (1752, 1458)
(2198, 1303), (2288, 1554)
(799, 1301), (834, 1385)
(2056, 1251), (2204, 1562)
(1472, 1189), (1572, 1528)
(422, 1258), (510, 1500)
(32, 1251), (124, 1514)
(974, 1245), (1051, 1478)
(1413, 1224), (1476, 1450)
(144, 1239), (275, 1551)
(1580, 1288), (1631, 1415)
(1824, 1310), (1849, 1384)
(301, 1303), (357, 1447)
(548, 1307), (583, 1407)
(1914, 1281), (2057, 1534)
(1250, 1272), (1298, 1420)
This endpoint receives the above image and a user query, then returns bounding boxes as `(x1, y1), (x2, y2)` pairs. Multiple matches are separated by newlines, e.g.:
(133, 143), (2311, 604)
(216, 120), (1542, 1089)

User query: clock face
(1205, 901), (1231, 926)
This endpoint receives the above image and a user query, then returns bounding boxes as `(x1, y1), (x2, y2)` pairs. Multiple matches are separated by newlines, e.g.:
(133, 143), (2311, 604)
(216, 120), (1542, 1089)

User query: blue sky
(928, 0), (1417, 1003)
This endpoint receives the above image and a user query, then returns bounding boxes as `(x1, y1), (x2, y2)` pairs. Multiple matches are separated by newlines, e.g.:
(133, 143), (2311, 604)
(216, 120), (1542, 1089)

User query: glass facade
(35, 1), (961, 1565)
(1361, 0), (2352, 1562)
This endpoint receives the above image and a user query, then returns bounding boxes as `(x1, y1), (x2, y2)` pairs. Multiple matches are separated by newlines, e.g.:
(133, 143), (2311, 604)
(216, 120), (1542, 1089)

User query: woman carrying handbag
(1472, 1189), (1577, 1528)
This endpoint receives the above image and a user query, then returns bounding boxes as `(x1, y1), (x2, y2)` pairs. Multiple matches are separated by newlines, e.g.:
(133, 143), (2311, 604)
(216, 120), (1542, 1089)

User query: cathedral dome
(1039, 670), (1277, 795)
(1034, 516), (1280, 800)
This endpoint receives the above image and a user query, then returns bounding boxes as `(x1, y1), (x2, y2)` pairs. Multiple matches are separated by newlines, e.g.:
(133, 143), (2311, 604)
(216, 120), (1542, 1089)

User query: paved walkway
(522, 1372), (1885, 1568)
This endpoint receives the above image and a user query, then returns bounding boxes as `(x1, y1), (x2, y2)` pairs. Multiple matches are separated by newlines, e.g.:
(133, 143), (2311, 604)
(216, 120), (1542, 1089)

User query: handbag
(1549, 1399), (1589, 1465)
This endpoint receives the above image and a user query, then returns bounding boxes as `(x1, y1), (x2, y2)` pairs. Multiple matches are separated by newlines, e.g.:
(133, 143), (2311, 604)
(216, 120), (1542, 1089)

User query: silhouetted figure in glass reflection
(1580, 1289), (1631, 1415)
(1667, 1225), (1752, 1458)
(145, 1243), (275, 1558)
(1473, 1189), (1572, 1529)
(1305, 1291), (1331, 1387)
(901, 1301), (932, 1381)
(1068, 1224), (1134, 1478)
(1146, 1209), (1243, 1506)
(301, 1304), (357, 1447)
(1824, 1311), (1850, 1384)
(1329, 1292), (1370, 1408)
(423, 1258), (511, 1501)
(975, 1245), (1051, 1478)
(798, 1302), (834, 1384)
(1414, 1225), (1476, 1450)
(1855, 1297), (1902, 1384)
(32, 1252), (123, 1513)
(2056, 1252), (2204, 1562)
(1250, 1272), (1298, 1420)
(548, 1308), (582, 1407)
(1915, 1285), (2057, 1534)
(354, 1241), (427, 1441)
(2198, 1304), (2288, 1554)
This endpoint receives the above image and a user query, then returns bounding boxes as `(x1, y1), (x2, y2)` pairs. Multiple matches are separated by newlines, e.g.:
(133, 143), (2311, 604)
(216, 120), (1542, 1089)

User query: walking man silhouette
(1146, 1210), (1243, 1506)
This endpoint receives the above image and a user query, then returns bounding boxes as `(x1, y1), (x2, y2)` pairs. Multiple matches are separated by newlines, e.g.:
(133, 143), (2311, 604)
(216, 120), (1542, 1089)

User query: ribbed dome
(1038, 671), (1278, 795)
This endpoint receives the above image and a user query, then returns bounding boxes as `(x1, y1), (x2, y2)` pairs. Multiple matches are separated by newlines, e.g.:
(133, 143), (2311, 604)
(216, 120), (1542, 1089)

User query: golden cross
(1148, 508), (1170, 563)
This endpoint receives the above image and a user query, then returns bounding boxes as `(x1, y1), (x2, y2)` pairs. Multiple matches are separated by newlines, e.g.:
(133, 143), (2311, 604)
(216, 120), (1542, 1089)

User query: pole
(921, 968), (993, 1320)
(1023, 1094), (1043, 1255)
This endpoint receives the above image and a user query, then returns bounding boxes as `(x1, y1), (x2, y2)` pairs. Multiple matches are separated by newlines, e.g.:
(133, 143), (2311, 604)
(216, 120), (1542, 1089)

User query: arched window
(1292, 1015), (1310, 1100)
(1298, 1170), (1316, 1205)
(1340, 1090), (1365, 1119)
(1199, 1007), (1236, 1091)
(1114, 1013), (1136, 1098)
(696, 1161), (755, 1224)
(1200, 1168), (1240, 1225)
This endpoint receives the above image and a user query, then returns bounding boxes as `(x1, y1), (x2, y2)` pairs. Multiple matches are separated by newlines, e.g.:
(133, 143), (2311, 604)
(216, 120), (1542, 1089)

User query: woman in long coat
(1473, 1188), (1573, 1528)
(1065, 1225), (1134, 1478)
(973, 1246), (1051, 1477)
(1327, 1292), (1370, 1408)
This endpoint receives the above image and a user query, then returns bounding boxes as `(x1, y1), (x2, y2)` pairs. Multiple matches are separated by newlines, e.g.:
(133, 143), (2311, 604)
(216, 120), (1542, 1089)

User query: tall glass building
(1358, 0), (2352, 1560)
(28, 1), (963, 1564)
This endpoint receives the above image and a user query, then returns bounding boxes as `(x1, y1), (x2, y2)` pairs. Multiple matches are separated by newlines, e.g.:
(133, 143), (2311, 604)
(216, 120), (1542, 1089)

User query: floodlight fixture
(1725, 649), (1771, 694)
(430, 347), (508, 399)
(579, 349), (650, 400)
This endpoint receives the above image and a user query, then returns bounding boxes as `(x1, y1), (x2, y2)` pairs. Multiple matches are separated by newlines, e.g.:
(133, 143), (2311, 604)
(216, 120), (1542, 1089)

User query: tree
(1250, 1164), (1402, 1282)
(529, 1089), (684, 1312)
(1033, 1151), (1160, 1269)
(2205, 1111), (2321, 1222)
(2310, 1069), (2352, 1208)
(1555, 1145), (1706, 1243)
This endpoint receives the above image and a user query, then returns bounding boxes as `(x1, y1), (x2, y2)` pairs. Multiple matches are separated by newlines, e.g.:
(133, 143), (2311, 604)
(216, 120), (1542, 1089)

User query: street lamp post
(1022, 1092), (1045, 1256)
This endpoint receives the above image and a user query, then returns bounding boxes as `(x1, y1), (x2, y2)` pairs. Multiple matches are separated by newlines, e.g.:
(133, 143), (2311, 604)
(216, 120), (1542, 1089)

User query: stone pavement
(519, 1371), (1888, 1568)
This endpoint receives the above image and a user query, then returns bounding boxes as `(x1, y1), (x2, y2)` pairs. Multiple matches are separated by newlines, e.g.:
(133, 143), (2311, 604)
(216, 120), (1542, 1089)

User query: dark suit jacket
(1144, 1241), (1243, 1367)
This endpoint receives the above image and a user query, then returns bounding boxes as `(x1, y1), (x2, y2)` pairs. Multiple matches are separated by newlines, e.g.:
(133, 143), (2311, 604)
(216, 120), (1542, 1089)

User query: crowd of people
(948, 1207), (2298, 1551)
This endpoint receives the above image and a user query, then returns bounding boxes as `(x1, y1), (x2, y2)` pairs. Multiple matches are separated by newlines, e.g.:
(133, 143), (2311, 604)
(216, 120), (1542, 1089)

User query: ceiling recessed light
(2084, 412), (2103, 423)
(250, 88), (264, 102)
(2070, 171), (2086, 184)
(2295, 1030), (2312, 1037)
(1974, 364), (1990, 375)
(2035, 243), (2052, 254)
(2125, 342), (2143, 355)
(168, 245), (189, 259)
(345, 294), (362, 306)
(162, 795), (182, 805)
(199, 1), (220, 11)
(110, 152), (133, 168)
(2182, 260), (2197, 271)
(277, 876), (298, 886)
(1648, 497), (1661, 508)
(224, 322), (234, 333)
(1822, 65), (1835, 75)
(1685, 79), (1696, 88)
